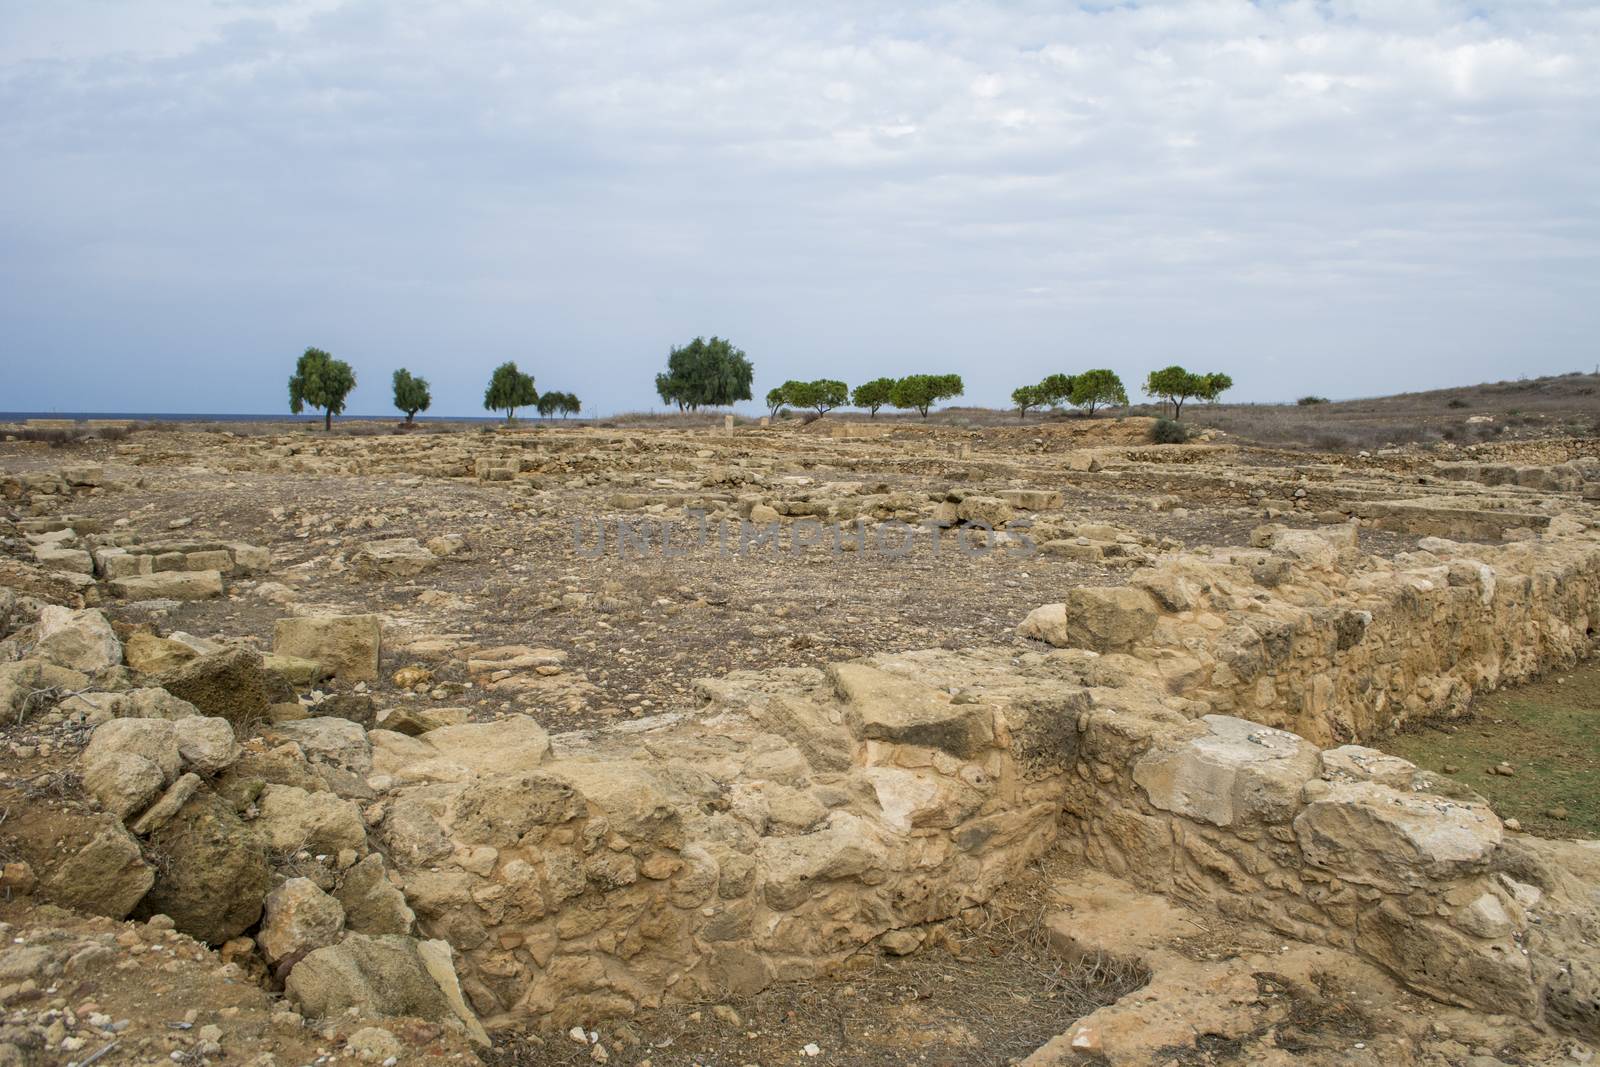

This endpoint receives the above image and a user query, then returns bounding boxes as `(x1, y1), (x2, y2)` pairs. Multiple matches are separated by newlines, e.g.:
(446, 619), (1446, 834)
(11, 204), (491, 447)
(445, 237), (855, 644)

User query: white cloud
(0, 0), (1596, 414)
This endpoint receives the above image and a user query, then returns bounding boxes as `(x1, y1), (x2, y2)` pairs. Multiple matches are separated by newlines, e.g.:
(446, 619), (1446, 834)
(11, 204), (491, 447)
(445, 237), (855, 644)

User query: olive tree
(777, 379), (848, 417)
(654, 337), (753, 411)
(890, 374), (963, 418)
(392, 369), (431, 425)
(288, 347), (357, 431)
(484, 361), (537, 423)
(850, 377), (896, 418)
(1069, 369), (1127, 416)
(1011, 384), (1046, 420)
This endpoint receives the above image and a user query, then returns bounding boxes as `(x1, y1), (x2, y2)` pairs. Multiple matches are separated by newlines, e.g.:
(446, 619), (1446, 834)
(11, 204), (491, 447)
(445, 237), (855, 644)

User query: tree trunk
(324, 409), (332, 431)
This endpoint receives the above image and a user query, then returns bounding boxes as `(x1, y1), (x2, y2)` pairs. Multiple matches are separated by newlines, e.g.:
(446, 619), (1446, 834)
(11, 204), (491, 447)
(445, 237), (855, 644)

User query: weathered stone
(174, 716), (240, 774)
(1133, 716), (1321, 828)
(285, 934), (488, 1044)
(44, 822), (154, 919)
(758, 814), (887, 910)
(256, 784), (369, 856)
(354, 538), (440, 579)
(258, 877), (346, 969)
(1018, 586), (1159, 652)
(1294, 781), (1503, 891)
(370, 717), (550, 784)
(32, 606), (121, 672)
(1320, 745), (1417, 789)
(154, 647), (273, 728)
(335, 854), (415, 935)
(446, 772), (583, 846)
(264, 717), (373, 774)
(110, 571), (225, 600)
(84, 718), (181, 784)
(83, 751), (165, 820)
(130, 773), (203, 836)
(831, 662), (994, 758)
(136, 790), (270, 944)
(273, 615), (382, 683)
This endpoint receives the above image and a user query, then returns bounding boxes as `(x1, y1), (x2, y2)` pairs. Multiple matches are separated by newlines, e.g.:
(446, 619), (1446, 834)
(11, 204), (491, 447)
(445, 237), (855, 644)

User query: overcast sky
(3, 1), (1597, 417)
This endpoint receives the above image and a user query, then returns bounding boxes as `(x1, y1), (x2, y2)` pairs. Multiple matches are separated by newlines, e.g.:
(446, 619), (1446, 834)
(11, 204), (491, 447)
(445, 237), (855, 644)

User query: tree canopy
(889, 374), (964, 418)
(654, 336), (753, 411)
(484, 361), (537, 422)
(1036, 373), (1075, 408)
(1143, 365), (1230, 419)
(775, 379), (848, 417)
(850, 377), (896, 418)
(288, 347), (357, 431)
(391, 368), (431, 425)
(538, 391), (581, 418)
(1069, 368), (1127, 416)
(1011, 384), (1046, 420)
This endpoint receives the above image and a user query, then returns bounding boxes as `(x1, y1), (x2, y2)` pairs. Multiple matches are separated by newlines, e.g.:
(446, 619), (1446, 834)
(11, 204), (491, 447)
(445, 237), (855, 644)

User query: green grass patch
(1381, 663), (1600, 839)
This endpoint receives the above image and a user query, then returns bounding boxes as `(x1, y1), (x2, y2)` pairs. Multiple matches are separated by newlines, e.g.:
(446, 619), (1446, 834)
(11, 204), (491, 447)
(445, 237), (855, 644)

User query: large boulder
(1133, 715), (1322, 828)
(83, 718), (181, 784)
(830, 662), (993, 758)
(285, 934), (488, 1045)
(1294, 780), (1503, 892)
(32, 606), (121, 673)
(83, 752), (166, 820)
(1017, 586), (1159, 652)
(273, 615), (382, 683)
(43, 822), (154, 919)
(135, 790), (270, 944)
(173, 716), (240, 774)
(334, 854), (415, 935)
(255, 784), (368, 855)
(154, 647), (273, 728)
(257, 877), (345, 970)
(123, 632), (198, 675)
(264, 717), (373, 774)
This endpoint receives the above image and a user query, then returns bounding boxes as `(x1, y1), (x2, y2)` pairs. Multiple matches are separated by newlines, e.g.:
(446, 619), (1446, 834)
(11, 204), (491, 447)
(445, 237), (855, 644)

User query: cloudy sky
(3, 1), (1597, 417)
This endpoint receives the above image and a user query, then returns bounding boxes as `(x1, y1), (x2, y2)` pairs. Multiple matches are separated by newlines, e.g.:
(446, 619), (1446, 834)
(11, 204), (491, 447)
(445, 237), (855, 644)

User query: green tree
(890, 374), (964, 418)
(1069, 368), (1127, 416)
(1144, 365), (1202, 419)
(1037, 373), (1076, 409)
(778, 379), (848, 417)
(765, 387), (787, 418)
(1197, 372), (1234, 403)
(555, 391), (581, 418)
(1011, 384), (1046, 420)
(391, 368), (431, 425)
(484, 361), (537, 423)
(654, 337), (754, 410)
(536, 391), (561, 419)
(288, 347), (357, 431)
(851, 377), (896, 418)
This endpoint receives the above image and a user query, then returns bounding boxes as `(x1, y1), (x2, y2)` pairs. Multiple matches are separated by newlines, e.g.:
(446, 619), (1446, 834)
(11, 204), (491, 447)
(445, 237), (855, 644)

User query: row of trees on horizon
(285, 339), (1233, 429)
(288, 349), (582, 429)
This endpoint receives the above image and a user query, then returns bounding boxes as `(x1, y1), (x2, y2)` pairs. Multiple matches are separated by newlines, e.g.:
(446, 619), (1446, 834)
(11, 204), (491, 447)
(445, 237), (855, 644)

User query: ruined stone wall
(1023, 518), (1600, 745)
(373, 518), (1600, 1036)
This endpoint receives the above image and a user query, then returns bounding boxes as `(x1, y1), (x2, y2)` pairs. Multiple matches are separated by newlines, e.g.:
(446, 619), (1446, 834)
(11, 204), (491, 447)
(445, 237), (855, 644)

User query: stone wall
(367, 516), (1600, 1037)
